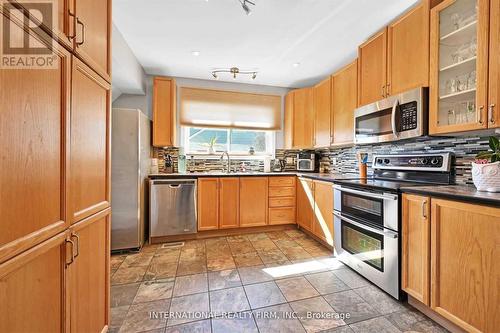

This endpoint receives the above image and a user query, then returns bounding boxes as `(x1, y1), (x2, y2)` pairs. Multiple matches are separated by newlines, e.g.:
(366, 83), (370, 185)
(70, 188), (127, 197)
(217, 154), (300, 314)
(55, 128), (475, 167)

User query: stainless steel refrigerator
(111, 108), (151, 251)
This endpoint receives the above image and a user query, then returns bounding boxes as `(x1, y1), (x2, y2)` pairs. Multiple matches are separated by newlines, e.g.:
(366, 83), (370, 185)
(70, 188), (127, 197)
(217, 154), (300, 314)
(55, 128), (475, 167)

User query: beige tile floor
(110, 229), (448, 333)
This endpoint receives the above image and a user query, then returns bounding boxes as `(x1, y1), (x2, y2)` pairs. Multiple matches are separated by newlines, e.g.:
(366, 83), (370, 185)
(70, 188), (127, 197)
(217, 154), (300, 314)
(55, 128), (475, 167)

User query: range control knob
(431, 158), (439, 165)
(376, 158), (384, 165)
(384, 159), (390, 165)
(421, 158), (429, 165)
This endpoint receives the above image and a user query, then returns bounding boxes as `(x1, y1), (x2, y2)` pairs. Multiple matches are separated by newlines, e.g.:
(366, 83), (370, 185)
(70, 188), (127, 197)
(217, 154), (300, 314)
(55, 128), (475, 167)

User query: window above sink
(180, 126), (275, 158)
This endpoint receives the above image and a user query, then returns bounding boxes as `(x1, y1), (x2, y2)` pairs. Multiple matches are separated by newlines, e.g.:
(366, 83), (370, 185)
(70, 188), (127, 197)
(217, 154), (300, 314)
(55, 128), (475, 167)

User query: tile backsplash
(152, 135), (494, 185)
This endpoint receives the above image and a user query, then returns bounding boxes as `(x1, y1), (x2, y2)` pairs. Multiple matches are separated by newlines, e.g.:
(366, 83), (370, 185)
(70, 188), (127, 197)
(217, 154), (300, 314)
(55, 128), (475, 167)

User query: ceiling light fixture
(238, 0), (255, 15)
(293, 62), (301, 68)
(192, 51), (201, 56)
(211, 67), (258, 80)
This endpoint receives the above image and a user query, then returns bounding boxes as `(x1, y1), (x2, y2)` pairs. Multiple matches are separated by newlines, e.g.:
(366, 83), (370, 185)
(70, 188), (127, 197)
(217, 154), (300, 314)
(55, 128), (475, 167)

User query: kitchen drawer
(269, 197), (295, 208)
(269, 186), (296, 197)
(269, 207), (296, 224)
(269, 177), (296, 187)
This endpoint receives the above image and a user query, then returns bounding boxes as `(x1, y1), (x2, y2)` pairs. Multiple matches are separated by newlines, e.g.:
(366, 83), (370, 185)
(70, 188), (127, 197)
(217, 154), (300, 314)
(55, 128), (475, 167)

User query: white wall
(112, 24), (147, 101)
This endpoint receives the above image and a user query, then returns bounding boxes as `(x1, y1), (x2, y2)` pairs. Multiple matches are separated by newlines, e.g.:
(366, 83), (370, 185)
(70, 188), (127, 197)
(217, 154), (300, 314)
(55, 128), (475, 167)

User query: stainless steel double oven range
(333, 153), (452, 299)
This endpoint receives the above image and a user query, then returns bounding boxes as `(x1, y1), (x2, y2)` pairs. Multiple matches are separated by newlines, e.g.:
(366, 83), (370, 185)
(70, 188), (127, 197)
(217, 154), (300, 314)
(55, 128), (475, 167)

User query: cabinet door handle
(76, 17), (85, 46)
(386, 83), (391, 96)
(65, 238), (75, 267)
(381, 85), (386, 97)
(489, 104), (496, 124)
(477, 105), (484, 124)
(421, 200), (427, 219)
(71, 232), (80, 259)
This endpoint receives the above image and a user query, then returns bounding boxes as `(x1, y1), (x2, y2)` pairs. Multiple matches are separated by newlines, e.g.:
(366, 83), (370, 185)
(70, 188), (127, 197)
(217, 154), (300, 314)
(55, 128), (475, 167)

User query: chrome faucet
(220, 151), (231, 173)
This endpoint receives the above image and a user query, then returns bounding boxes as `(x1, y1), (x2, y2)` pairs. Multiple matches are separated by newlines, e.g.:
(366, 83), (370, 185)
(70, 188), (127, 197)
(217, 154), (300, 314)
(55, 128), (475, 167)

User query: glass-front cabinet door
(429, 0), (489, 134)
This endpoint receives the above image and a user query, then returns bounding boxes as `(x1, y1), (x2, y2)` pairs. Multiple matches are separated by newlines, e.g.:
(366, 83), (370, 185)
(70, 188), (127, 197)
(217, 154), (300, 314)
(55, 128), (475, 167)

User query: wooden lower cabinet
(311, 180), (334, 245)
(430, 199), (500, 333)
(197, 178), (219, 231)
(402, 194), (430, 305)
(240, 177), (268, 227)
(69, 210), (110, 333)
(0, 231), (69, 333)
(219, 178), (240, 229)
(296, 178), (314, 232)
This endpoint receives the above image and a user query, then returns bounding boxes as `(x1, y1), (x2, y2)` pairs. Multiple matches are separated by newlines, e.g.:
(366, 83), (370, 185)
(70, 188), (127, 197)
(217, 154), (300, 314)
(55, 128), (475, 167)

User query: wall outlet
(331, 158), (337, 166)
(285, 157), (294, 164)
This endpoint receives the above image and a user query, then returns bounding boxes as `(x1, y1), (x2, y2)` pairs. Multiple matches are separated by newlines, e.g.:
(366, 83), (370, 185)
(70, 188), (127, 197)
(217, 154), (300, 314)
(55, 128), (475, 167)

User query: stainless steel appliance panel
(334, 212), (399, 299)
(150, 179), (197, 238)
(354, 87), (427, 144)
(111, 109), (150, 251)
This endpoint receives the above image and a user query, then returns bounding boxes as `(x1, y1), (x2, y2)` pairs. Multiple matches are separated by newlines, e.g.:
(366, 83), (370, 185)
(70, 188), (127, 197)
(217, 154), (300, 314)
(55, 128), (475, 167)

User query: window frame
(180, 126), (276, 158)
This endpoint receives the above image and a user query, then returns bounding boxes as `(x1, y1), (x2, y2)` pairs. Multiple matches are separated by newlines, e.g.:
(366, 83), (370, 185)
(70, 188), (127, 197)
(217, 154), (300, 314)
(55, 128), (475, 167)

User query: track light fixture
(211, 67), (258, 80)
(238, 0), (255, 15)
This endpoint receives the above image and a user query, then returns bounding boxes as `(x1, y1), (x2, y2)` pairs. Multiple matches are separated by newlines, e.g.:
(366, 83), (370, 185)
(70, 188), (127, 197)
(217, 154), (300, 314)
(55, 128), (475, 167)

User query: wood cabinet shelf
(439, 88), (475, 101)
(440, 20), (477, 42)
(439, 56), (476, 72)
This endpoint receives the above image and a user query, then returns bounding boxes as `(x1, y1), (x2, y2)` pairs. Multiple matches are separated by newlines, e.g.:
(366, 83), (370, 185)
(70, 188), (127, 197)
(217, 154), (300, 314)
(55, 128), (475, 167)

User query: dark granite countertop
(148, 172), (355, 182)
(401, 185), (500, 207)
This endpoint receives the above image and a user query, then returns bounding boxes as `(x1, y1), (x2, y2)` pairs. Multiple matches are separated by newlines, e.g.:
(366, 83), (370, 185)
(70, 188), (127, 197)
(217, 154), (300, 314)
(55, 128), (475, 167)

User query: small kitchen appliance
(332, 153), (452, 299)
(296, 152), (315, 171)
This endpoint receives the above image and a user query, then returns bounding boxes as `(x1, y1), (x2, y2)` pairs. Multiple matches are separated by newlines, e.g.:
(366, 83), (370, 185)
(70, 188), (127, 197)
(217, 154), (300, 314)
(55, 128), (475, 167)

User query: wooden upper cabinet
(0, 231), (69, 333)
(293, 88), (314, 149)
(296, 178), (314, 232)
(219, 178), (240, 229)
(73, 0), (111, 81)
(197, 178), (219, 231)
(284, 92), (294, 149)
(311, 180), (333, 245)
(358, 28), (388, 106)
(70, 58), (111, 224)
(388, 0), (430, 96)
(0, 25), (71, 264)
(239, 177), (268, 227)
(153, 77), (177, 147)
(69, 211), (110, 333)
(313, 77), (332, 148)
(402, 194), (430, 305)
(332, 60), (358, 145)
(489, 0), (500, 128)
(430, 199), (500, 333)
(429, 0), (490, 134)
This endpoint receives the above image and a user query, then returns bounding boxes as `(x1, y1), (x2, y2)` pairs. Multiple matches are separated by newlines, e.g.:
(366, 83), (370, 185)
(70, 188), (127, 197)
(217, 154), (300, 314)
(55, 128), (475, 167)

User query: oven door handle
(391, 99), (399, 137)
(334, 212), (398, 239)
(333, 185), (398, 201)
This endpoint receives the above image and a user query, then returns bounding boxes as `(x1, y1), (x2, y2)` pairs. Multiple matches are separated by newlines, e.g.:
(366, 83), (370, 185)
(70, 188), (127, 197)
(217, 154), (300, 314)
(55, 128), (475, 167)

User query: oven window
(355, 108), (393, 137)
(341, 192), (383, 226)
(341, 221), (384, 271)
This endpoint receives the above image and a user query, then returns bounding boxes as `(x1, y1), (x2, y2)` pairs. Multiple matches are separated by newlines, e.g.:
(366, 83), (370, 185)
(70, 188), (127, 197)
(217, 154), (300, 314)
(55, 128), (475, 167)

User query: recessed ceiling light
(293, 62), (300, 68)
(192, 51), (201, 56)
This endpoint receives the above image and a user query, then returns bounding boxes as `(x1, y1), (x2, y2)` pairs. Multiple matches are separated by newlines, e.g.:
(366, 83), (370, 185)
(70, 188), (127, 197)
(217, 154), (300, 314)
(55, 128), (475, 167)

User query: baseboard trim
(150, 224), (298, 244)
(408, 296), (467, 333)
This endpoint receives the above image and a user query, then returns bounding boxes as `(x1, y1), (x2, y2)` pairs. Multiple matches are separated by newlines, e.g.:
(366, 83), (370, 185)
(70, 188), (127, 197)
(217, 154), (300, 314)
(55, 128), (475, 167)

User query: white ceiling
(113, 0), (419, 88)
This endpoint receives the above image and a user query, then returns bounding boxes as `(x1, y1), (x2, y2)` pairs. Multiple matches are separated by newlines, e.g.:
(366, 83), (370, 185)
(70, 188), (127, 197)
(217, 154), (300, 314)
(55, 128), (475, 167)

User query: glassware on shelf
(467, 70), (477, 90)
(447, 109), (456, 125)
(457, 74), (468, 91)
(451, 13), (462, 30)
(445, 77), (458, 94)
(466, 101), (476, 123)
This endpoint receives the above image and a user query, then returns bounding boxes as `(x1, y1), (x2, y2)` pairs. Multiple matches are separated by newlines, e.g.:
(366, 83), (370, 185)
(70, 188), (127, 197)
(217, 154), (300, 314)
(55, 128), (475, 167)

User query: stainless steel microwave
(354, 87), (428, 144)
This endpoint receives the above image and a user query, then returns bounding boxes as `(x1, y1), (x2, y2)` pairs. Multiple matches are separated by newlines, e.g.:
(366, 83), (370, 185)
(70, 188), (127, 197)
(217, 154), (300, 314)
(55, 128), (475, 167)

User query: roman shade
(179, 87), (282, 130)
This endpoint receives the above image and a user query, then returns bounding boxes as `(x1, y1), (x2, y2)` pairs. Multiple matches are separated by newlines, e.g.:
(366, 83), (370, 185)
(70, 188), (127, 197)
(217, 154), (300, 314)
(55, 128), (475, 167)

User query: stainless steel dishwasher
(149, 179), (197, 241)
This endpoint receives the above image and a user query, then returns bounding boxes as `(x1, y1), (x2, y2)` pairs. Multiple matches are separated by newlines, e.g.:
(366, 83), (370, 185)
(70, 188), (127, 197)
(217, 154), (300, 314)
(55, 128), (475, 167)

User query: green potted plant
(472, 136), (500, 192)
(201, 136), (218, 155)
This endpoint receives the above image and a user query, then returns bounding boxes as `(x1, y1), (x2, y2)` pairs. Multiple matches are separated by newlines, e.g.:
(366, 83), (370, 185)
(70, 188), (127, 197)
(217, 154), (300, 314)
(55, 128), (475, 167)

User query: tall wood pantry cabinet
(0, 2), (112, 332)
